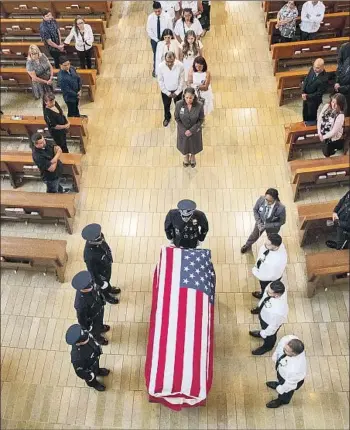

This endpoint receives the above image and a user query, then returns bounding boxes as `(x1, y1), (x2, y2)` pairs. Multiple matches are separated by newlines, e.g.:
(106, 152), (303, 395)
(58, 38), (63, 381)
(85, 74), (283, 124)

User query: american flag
(145, 246), (215, 411)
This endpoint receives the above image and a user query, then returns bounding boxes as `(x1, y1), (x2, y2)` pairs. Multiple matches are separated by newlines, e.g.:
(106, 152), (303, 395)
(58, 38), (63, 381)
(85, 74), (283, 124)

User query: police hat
(81, 223), (102, 241)
(71, 271), (92, 291)
(177, 199), (197, 211)
(66, 324), (84, 345)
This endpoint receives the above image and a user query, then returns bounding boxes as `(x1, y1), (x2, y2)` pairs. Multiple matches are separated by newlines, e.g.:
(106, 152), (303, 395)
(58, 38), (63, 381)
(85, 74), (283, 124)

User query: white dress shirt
(259, 289), (288, 339)
(158, 59), (185, 96)
(147, 12), (174, 42)
(272, 335), (307, 394)
(300, 1), (325, 33)
(174, 18), (203, 40)
(252, 243), (287, 282)
(160, 1), (180, 21)
(64, 24), (94, 51)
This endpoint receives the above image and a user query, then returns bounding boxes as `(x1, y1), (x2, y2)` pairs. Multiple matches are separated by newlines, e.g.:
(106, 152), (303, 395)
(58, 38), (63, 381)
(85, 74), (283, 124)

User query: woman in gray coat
(175, 86), (204, 167)
(241, 188), (286, 253)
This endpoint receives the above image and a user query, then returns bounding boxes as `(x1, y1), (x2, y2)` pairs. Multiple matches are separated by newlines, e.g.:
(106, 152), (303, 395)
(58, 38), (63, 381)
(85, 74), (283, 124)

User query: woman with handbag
(188, 56), (214, 115)
(64, 16), (94, 69)
(317, 93), (347, 157)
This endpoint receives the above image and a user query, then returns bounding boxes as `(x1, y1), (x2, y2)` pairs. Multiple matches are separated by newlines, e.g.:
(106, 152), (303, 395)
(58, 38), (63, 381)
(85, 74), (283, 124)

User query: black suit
(334, 191), (350, 249)
(335, 42), (350, 116)
(71, 335), (102, 387)
(302, 68), (328, 122)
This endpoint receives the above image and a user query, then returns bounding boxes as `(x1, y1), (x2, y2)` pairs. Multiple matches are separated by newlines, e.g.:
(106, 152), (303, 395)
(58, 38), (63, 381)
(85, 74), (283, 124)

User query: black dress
(43, 102), (69, 153)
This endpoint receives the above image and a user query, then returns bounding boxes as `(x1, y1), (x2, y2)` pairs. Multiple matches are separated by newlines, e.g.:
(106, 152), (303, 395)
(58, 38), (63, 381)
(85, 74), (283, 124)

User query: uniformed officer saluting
(165, 199), (209, 249)
(82, 223), (120, 305)
(72, 270), (109, 345)
(65, 324), (110, 392)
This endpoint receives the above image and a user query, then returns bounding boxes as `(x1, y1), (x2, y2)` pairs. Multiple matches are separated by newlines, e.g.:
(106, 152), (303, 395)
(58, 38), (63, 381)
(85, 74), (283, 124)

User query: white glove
(197, 241), (202, 248)
(88, 372), (95, 382)
(168, 240), (175, 247)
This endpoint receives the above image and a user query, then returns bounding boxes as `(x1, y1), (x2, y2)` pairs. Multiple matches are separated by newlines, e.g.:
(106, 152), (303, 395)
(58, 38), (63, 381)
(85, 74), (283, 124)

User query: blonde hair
(28, 44), (42, 60)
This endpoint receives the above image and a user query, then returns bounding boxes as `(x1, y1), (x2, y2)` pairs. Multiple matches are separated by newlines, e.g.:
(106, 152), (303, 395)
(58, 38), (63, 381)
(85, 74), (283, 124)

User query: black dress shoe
(152, 71), (156, 78)
(326, 240), (337, 249)
(105, 296), (119, 304)
(95, 336), (108, 346)
(250, 307), (260, 315)
(252, 291), (263, 299)
(110, 287), (121, 294)
(240, 244), (250, 254)
(163, 118), (170, 127)
(91, 381), (106, 391)
(97, 368), (110, 376)
(249, 330), (261, 338)
(266, 381), (279, 390)
(266, 398), (283, 408)
(101, 324), (110, 333)
(252, 346), (269, 355)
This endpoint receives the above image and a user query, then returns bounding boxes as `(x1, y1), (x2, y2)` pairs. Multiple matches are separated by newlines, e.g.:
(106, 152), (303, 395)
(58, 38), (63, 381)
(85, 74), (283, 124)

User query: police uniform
(164, 199), (209, 249)
(66, 324), (109, 392)
(72, 271), (109, 346)
(82, 223), (120, 305)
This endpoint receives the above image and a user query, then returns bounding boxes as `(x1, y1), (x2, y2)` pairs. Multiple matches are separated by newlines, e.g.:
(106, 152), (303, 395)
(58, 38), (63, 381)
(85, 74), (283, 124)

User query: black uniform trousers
(259, 277), (281, 294)
(277, 372), (304, 404)
(161, 92), (183, 121)
(90, 307), (105, 340)
(302, 99), (322, 122)
(86, 358), (102, 387)
(201, 1), (211, 30)
(259, 314), (280, 351)
(50, 129), (69, 153)
(77, 48), (92, 69)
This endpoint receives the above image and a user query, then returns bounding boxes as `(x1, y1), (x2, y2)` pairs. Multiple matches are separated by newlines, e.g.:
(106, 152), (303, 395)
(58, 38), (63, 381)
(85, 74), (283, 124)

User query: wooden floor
(1, 2), (349, 429)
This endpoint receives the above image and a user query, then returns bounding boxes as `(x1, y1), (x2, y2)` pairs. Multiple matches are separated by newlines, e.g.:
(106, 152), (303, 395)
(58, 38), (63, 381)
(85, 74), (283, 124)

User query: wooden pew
(0, 67), (97, 101)
(306, 250), (349, 297)
(271, 37), (348, 75)
(290, 155), (349, 201)
(0, 1), (51, 18)
(297, 200), (338, 246)
(1, 190), (76, 233)
(1, 18), (106, 48)
(1, 41), (102, 74)
(0, 115), (88, 153)
(284, 118), (350, 160)
(276, 64), (337, 106)
(0, 151), (82, 192)
(267, 12), (350, 48)
(1, 236), (68, 282)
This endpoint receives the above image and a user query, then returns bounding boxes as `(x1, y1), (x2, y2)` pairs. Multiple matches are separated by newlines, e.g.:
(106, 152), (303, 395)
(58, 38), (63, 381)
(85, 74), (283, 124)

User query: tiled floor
(1, 2), (349, 429)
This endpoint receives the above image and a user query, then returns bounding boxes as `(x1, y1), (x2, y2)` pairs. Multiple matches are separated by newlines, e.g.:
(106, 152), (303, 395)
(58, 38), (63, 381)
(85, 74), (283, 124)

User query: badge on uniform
(180, 107), (185, 114)
(192, 219), (198, 225)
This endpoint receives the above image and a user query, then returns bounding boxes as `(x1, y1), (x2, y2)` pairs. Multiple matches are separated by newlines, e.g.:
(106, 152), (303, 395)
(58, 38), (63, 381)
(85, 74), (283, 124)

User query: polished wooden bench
(0, 115), (88, 153)
(276, 64), (337, 106)
(284, 118), (350, 160)
(0, 151), (82, 191)
(1, 236), (68, 282)
(297, 200), (338, 246)
(271, 37), (348, 75)
(306, 250), (349, 297)
(0, 1), (51, 18)
(1, 18), (106, 48)
(1, 190), (76, 233)
(1, 41), (102, 74)
(290, 155), (349, 201)
(0, 67), (97, 101)
(268, 12), (350, 48)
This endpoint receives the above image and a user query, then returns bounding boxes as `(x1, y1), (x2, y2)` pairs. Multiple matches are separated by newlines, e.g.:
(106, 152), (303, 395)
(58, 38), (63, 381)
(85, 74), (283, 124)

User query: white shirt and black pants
(147, 12), (173, 76)
(64, 24), (94, 69)
(300, 1), (325, 41)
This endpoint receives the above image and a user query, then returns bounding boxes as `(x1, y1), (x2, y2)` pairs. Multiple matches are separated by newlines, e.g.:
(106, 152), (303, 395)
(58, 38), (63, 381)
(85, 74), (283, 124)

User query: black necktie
(259, 295), (271, 312)
(256, 249), (270, 269)
(275, 353), (287, 371)
(157, 16), (161, 40)
(263, 205), (269, 221)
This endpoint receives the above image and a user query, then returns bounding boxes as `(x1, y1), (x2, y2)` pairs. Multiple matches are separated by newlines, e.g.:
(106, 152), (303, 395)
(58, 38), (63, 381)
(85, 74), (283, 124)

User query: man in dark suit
(301, 58), (328, 125)
(334, 42), (350, 117)
(326, 191), (350, 250)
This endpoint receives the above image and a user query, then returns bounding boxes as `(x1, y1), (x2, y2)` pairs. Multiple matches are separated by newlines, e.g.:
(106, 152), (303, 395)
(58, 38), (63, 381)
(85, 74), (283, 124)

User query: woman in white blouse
(181, 1), (203, 17)
(64, 16), (94, 69)
(155, 29), (180, 77)
(174, 8), (203, 43)
(317, 93), (347, 157)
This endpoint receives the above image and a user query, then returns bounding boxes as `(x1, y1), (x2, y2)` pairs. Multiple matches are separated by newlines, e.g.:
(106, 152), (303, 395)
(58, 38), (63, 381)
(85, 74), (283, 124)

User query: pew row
(271, 37), (348, 75)
(297, 200), (338, 246)
(0, 151), (82, 192)
(1, 42), (102, 74)
(0, 115), (88, 153)
(1, 18), (106, 48)
(1, 190), (76, 234)
(1, 236), (68, 282)
(284, 118), (350, 160)
(290, 155), (349, 201)
(306, 250), (349, 297)
(276, 64), (337, 106)
(0, 67), (97, 101)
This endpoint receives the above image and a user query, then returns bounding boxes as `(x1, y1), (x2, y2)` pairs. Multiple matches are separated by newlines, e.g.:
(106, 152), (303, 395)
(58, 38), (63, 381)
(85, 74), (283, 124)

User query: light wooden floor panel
(1, 1), (348, 429)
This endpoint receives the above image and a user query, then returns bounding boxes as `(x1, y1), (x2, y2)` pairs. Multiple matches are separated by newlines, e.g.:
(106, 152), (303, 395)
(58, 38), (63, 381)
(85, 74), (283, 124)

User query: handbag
(197, 88), (205, 105)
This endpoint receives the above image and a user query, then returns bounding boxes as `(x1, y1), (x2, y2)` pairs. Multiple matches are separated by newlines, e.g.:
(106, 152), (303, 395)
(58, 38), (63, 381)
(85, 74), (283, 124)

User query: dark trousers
(259, 277), (281, 294)
(50, 129), (69, 153)
(85, 359), (101, 387)
(91, 307), (105, 340)
(66, 100), (80, 117)
(279, 35), (292, 43)
(45, 177), (64, 193)
(77, 48), (92, 69)
(95, 265), (116, 300)
(202, 2), (211, 29)
(277, 372), (304, 404)
(300, 30), (316, 41)
(302, 99), (321, 123)
(335, 226), (350, 250)
(150, 39), (158, 73)
(161, 91), (183, 120)
(322, 139), (344, 157)
(49, 49), (61, 69)
(259, 314), (279, 351)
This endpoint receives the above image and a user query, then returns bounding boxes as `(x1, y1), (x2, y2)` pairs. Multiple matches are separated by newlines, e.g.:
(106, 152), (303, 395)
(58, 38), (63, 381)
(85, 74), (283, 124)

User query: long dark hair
(193, 56), (208, 72)
(74, 16), (85, 36)
(182, 8), (194, 23)
(182, 30), (199, 56)
(330, 93), (347, 114)
(160, 28), (174, 41)
(42, 92), (55, 112)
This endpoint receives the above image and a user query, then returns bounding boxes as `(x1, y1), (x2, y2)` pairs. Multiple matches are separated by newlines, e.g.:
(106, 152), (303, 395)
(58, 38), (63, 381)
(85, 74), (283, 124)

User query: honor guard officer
(165, 199), (209, 249)
(82, 223), (120, 305)
(72, 270), (109, 346)
(66, 324), (110, 392)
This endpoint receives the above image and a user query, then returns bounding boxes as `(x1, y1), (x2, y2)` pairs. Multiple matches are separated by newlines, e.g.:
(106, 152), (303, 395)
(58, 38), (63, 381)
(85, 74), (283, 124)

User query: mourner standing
(249, 280), (288, 355)
(43, 92), (69, 153)
(39, 8), (65, 68)
(57, 56), (82, 118)
(72, 271), (109, 345)
(66, 324), (109, 392)
(326, 190), (350, 250)
(165, 199), (209, 248)
(82, 223), (120, 305)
